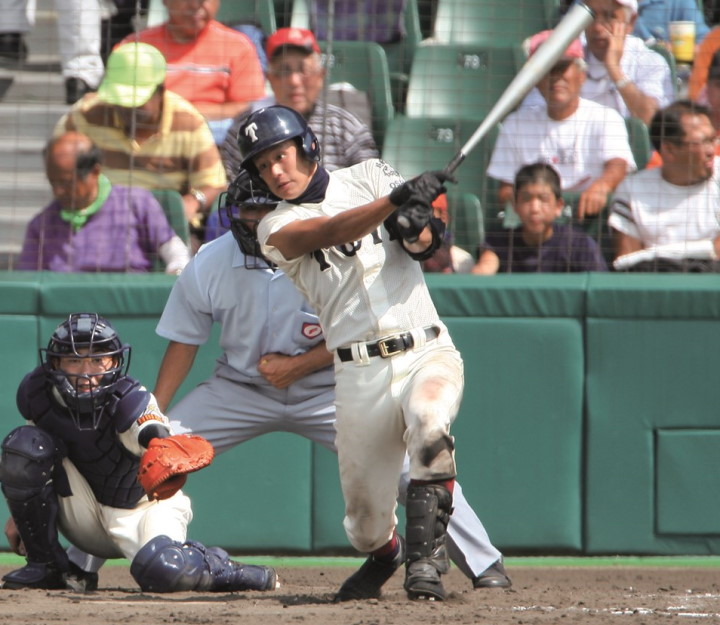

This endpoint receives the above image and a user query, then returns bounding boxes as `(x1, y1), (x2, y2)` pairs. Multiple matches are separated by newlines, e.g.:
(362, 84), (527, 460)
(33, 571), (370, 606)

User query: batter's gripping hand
(389, 170), (455, 208)
(394, 200), (433, 243)
(138, 434), (215, 500)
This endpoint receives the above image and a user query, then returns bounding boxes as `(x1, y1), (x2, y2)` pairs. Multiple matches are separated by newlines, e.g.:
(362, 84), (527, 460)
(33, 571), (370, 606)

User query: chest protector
(17, 368), (149, 509)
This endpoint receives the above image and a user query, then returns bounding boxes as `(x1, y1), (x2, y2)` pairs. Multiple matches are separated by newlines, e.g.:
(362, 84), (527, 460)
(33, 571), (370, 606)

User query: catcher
(0, 313), (278, 593)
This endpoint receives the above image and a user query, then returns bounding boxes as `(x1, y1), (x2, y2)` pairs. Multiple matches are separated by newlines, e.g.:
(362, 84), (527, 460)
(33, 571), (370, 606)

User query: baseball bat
(443, 2), (596, 176)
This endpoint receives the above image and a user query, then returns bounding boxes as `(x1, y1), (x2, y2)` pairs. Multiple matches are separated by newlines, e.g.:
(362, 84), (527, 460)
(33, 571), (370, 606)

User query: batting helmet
(41, 313), (130, 429)
(221, 169), (279, 268)
(236, 105), (320, 177)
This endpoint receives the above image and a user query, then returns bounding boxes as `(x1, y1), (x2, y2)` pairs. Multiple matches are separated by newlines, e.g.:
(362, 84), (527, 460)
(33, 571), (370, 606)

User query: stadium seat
(381, 116), (498, 207)
(446, 191), (484, 255)
(433, 0), (550, 46)
(319, 41), (395, 150)
(151, 189), (190, 245)
(624, 116), (653, 171)
(292, 0), (422, 112)
(405, 43), (525, 120)
(648, 42), (679, 98)
(147, 0), (277, 33)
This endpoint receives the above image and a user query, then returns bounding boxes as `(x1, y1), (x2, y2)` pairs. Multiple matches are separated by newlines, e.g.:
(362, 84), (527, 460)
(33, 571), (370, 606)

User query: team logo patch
(302, 322), (323, 339)
(244, 122), (259, 143)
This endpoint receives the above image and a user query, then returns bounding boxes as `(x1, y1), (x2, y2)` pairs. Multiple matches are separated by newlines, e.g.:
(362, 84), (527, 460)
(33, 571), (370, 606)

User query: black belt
(337, 326), (440, 362)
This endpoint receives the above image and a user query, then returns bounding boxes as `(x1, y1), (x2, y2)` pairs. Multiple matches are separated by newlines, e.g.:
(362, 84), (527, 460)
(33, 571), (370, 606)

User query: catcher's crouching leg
(404, 482), (453, 601)
(130, 535), (278, 593)
(0, 426), (69, 589)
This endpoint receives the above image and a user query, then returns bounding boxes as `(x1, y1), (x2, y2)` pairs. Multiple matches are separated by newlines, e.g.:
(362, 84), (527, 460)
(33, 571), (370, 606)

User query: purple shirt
(481, 224), (609, 273)
(17, 186), (177, 272)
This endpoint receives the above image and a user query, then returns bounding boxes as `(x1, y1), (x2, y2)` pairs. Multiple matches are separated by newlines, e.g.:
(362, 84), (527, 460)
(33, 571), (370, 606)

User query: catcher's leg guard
(404, 483), (453, 601)
(334, 534), (406, 602)
(130, 535), (278, 593)
(0, 426), (69, 589)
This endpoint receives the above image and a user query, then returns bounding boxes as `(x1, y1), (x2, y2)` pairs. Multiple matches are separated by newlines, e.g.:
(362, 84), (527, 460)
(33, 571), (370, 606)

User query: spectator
(0, 0), (104, 104)
(528, 0), (674, 124)
(633, 0), (709, 46)
(221, 27), (378, 178)
(609, 100), (720, 272)
(583, 0), (675, 124)
(120, 0), (266, 144)
(705, 50), (720, 137)
(421, 195), (475, 274)
(689, 25), (720, 103)
(54, 42), (227, 249)
(487, 30), (636, 221)
(474, 163), (608, 274)
(17, 131), (189, 274)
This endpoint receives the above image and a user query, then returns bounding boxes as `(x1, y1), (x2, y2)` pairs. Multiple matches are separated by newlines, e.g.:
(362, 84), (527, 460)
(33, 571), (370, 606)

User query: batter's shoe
(404, 559), (447, 601)
(334, 536), (406, 602)
(472, 559), (512, 589)
(1, 562), (67, 590)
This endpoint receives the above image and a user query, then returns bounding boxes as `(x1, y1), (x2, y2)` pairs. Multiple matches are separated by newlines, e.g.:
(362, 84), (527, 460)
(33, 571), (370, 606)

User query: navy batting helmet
(236, 105), (320, 177)
(41, 313), (130, 429)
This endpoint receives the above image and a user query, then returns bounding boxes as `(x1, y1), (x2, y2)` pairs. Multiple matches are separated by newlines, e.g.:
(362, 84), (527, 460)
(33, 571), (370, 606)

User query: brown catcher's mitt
(138, 434), (215, 500)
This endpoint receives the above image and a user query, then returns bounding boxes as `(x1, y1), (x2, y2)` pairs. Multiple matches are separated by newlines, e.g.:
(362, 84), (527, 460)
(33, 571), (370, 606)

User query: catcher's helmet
(236, 105), (320, 178)
(219, 170), (280, 269)
(41, 313), (130, 430)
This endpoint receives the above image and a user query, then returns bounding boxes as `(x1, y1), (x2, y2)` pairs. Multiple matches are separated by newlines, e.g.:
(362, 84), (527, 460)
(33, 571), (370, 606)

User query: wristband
(614, 75), (632, 89)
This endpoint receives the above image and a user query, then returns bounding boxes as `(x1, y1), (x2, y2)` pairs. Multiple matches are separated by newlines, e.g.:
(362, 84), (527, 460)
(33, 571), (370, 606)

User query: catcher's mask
(41, 313), (130, 430)
(219, 169), (280, 269)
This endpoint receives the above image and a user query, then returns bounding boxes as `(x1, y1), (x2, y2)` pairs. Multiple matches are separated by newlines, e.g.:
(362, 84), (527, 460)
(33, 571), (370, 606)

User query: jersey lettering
(311, 228), (384, 269)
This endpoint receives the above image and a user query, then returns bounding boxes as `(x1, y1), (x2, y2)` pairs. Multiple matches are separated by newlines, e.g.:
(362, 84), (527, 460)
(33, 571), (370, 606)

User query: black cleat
(472, 558), (512, 589)
(335, 536), (406, 602)
(1, 562), (67, 590)
(404, 560), (447, 601)
(65, 561), (99, 592)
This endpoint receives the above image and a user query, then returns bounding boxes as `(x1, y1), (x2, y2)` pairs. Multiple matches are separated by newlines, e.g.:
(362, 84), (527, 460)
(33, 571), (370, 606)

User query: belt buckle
(377, 336), (403, 358)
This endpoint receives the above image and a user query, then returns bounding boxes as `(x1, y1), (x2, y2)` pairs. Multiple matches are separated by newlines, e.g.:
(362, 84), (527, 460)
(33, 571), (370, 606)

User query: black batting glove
(395, 200), (433, 243)
(389, 170), (456, 207)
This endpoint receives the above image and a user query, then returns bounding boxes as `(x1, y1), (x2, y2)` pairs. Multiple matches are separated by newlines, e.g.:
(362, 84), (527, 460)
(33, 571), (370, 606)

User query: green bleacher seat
(319, 41), (395, 150)
(148, 0), (276, 33)
(648, 42), (679, 98)
(381, 116), (498, 206)
(433, 0), (550, 46)
(405, 43), (525, 120)
(292, 0), (422, 112)
(447, 191), (484, 255)
(625, 116), (653, 171)
(150, 189), (190, 272)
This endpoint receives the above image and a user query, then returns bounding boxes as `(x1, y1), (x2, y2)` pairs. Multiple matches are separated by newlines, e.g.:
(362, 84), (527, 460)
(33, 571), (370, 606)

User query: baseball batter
(151, 171), (509, 598)
(0, 313), (277, 594)
(237, 105), (472, 601)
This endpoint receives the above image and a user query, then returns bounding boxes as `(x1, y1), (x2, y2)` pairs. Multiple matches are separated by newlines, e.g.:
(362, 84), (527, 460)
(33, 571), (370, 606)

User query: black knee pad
(0, 426), (56, 498)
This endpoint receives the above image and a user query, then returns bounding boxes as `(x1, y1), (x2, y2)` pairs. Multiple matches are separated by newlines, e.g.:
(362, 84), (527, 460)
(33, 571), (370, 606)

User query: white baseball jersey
(609, 158), (720, 245)
(258, 159), (442, 351)
(487, 98), (636, 190)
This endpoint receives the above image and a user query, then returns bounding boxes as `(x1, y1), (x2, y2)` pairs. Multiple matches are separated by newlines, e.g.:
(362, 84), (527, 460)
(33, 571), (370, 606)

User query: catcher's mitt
(138, 434), (215, 500)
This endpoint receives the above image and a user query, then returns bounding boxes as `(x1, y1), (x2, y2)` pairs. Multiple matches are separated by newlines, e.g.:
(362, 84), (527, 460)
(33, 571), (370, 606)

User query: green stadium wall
(0, 272), (718, 556)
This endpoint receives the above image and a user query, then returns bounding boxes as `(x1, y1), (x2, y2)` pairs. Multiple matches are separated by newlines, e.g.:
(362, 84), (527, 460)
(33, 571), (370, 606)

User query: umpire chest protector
(16, 367), (149, 509)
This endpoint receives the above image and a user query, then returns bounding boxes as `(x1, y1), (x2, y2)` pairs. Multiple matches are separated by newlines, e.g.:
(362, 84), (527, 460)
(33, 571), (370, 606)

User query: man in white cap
(582, 0), (675, 124)
(487, 30), (636, 220)
(54, 42), (227, 246)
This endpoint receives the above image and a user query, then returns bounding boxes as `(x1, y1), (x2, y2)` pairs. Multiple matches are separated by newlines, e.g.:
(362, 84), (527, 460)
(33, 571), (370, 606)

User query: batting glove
(389, 170), (456, 207)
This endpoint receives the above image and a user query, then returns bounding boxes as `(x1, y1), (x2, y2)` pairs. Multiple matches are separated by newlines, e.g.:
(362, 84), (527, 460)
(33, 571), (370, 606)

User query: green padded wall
(585, 274), (720, 554)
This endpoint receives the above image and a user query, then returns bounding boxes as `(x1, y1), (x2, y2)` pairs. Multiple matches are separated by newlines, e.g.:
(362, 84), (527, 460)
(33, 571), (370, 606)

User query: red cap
(266, 28), (321, 61)
(526, 29), (584, 59)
